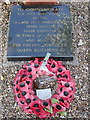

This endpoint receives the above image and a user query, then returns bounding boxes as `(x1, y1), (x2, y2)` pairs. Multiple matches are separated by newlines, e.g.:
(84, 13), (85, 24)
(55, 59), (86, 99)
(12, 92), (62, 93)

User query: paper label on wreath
(36, 88), (52, 100)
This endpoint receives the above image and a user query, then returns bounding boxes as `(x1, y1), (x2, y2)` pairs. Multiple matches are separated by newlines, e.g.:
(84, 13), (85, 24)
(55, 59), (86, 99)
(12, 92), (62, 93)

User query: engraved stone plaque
(7, 5), (73, 61)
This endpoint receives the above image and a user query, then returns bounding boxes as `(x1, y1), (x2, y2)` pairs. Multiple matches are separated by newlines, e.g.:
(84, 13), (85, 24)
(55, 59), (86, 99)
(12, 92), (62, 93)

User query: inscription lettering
(17, 8), (61, 12)
(16, 34), (35, 37)
(12, 43), (21, 47)
(12, 20), (56, 24)
(17, 12), (25, 15)
(43, 44), (59, 47)
(27, 12), (35, 15)
(26, 39), (35, 42)
(17, 49), (32, 52)
(23, 44), (40, 47)
(32, 16), (47, 20)
(37, 30), (56, 32)
(12, 21), (29, 24)
(26, 25), (37, 28)
(24, 30), (35, 33)
(34, 48), (58, 52)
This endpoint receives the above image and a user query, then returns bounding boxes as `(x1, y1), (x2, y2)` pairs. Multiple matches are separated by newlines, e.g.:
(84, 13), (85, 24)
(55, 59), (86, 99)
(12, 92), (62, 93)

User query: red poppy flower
(18, 69), (26, 75)
(56, 84), (75, 103)
(52, 103), (66, 114)
(47, 59), (58, 73)
(38, 109), (51, 119)
(51, 94), (70, 109)
(24, 107), (33, 114)
(41, 99), (52, 109)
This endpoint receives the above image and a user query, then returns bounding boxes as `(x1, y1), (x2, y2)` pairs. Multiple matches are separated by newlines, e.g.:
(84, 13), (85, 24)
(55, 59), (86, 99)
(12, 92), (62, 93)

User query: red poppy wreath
(13, 58), (76, 119)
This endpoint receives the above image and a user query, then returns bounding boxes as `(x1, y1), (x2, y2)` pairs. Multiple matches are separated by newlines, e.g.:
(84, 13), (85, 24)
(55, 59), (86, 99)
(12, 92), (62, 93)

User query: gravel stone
(0, 1), (89, 119)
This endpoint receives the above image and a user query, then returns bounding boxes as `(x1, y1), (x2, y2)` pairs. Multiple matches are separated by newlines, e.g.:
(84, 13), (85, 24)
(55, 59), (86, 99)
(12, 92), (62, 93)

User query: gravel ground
(0, 1), (89, 120)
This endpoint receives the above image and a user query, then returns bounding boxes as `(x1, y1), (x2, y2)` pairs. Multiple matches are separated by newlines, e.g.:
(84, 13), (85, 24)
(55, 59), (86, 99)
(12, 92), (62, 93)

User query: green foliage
(44, 107), (53, 114)
(57, 111), (67, 116)
(51, 98), (59, 104)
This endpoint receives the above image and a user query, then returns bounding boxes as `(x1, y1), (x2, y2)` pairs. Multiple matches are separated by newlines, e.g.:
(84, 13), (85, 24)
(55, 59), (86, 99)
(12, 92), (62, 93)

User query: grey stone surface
(0, 1), (89, 119)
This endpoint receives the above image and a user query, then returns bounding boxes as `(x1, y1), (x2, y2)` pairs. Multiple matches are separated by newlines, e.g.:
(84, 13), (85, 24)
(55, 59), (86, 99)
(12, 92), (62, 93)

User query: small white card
(36, 88), (52, 100)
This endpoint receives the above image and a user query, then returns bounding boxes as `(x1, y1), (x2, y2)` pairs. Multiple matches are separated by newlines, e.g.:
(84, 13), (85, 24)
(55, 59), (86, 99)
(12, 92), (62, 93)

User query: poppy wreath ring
(13, 58), (76, 119)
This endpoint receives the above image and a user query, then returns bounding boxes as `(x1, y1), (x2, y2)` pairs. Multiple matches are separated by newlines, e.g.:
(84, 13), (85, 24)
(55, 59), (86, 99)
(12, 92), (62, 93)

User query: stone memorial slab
(7, 5), (73, 61)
